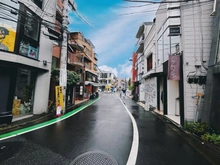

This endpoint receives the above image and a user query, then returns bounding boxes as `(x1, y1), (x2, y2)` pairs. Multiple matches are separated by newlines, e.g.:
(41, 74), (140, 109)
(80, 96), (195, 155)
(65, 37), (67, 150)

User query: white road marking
(119, 96), (139, 165)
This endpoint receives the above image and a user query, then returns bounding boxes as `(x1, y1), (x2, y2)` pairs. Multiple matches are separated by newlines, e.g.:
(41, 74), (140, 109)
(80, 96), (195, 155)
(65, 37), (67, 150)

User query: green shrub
(184, 122), (211, 135)
(201, 133), (220, 145)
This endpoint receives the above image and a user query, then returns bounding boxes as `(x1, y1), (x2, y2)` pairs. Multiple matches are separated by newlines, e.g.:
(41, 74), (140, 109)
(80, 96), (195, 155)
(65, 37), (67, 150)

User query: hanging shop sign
(168, 54), (180, 80)
(55, 86), (64, 116)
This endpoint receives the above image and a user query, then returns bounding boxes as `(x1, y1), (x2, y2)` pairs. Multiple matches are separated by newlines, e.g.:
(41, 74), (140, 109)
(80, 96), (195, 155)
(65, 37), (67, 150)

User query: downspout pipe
(210, 0), (216, 16)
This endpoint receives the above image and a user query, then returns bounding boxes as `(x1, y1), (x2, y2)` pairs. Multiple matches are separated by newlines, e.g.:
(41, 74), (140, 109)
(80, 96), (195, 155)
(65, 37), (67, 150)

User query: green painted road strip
(0, 98), (100, 141)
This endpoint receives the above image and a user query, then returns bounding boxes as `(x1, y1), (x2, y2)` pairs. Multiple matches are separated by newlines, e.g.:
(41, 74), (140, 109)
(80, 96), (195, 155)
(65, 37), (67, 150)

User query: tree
(51, 68), (80, 85)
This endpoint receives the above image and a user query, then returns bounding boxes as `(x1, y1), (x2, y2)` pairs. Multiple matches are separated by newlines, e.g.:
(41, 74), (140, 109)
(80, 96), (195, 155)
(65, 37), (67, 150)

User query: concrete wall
(31, 0), (57, 114)
(181, 0), (213, 121)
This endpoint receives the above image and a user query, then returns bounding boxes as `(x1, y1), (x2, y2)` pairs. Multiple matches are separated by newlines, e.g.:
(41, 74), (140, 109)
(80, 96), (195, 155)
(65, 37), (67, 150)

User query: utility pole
(59, 0), (69, 112)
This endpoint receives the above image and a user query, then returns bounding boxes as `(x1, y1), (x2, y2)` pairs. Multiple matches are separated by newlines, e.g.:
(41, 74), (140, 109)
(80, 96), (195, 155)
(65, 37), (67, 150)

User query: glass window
(147, 54), (153, 71)
(171, 36), (180, 54)
(164, 29), (170, 61)
(12, 69), (36, 116)
(24, 11), (40, 41)
(17, 5), (40, 59)
(157, 36), (163, 65)
(31, 0), (43, 9)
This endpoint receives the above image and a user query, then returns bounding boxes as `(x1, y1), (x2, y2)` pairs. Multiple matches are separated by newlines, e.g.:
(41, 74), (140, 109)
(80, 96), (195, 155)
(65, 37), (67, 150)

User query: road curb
(151, 111), (220, 164)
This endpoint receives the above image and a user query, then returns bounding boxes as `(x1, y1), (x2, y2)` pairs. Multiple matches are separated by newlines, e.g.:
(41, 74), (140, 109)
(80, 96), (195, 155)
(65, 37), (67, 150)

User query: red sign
(168, 55), (180, 80)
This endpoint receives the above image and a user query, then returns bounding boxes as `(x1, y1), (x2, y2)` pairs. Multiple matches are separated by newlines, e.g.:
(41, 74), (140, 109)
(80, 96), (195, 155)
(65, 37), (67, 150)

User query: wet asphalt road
(0, 93), (211, 165)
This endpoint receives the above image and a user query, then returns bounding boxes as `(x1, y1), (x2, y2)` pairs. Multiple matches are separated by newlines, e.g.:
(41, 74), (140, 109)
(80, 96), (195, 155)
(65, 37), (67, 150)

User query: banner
(55, 86), (64, 116)
(168, 55), (180, 80)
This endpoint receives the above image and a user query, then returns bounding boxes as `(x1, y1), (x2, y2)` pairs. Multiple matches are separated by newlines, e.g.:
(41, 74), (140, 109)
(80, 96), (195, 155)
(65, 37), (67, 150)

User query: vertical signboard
(168, 55), (180, 80)
(55, 86), (64, 116)
(0, 0), (19, 52)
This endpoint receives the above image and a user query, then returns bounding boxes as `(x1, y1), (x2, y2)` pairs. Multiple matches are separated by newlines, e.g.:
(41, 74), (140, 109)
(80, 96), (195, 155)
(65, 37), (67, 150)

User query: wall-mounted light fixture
(43, 60), (47, 66)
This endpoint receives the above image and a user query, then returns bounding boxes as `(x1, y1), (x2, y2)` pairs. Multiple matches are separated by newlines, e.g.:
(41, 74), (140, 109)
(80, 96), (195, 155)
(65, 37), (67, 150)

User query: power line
(119, 0), (212, 16)
(73, 10), (96, 31)
(124, 0), (195, 4)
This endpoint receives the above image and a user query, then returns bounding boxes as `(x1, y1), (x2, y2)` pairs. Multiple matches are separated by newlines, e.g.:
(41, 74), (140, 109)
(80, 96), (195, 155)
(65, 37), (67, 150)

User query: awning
(85, 81), (102, 87)
(91, 83), (102, 87)
(143, 72), (164, 79)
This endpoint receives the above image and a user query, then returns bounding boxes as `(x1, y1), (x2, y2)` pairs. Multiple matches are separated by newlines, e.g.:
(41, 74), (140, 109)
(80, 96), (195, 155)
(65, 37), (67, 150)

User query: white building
(137, 0), (213, 126)
(0, 0), (57, 124)
(135, 22), (153, 103)
(98, 71), (116, 91)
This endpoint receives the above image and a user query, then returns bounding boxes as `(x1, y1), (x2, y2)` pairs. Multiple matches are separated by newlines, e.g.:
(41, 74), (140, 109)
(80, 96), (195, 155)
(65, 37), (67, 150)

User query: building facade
(68, 32), (98, 99)
(135, 0), (213, 126)
(0, 0), (57, 124)
(98, 71), (116, 92)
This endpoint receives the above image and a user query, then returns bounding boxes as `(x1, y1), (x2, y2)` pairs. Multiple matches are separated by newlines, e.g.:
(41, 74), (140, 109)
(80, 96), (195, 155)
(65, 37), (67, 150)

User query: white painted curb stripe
(119, 96), (139, 165)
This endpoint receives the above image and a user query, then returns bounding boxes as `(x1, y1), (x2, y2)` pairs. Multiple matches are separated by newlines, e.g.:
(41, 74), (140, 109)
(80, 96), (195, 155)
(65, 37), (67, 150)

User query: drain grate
(71, 150), (118, 165)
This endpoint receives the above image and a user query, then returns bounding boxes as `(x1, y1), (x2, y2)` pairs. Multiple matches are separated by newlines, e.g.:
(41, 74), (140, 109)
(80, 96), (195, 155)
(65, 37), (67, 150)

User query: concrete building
(98, 71), (116, 92)
(135, 23), (153, 103)
(68, 32), (98, 99)
(135, 0), (213, 126)
(0, 0), (57, 124)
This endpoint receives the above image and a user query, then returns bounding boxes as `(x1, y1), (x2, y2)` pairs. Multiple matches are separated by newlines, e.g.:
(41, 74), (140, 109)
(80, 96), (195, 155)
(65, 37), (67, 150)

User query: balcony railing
(68, 53), (83, 66)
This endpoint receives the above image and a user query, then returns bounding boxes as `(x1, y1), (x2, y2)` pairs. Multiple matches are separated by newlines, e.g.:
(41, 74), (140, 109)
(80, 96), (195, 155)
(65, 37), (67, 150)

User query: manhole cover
(71, 150), (118, 165)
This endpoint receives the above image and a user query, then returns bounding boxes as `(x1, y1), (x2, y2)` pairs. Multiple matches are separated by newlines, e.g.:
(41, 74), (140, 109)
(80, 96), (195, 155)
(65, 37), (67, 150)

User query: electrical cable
(73, 10), (96, 31)
(124, 0), (197, 4)
(119, 0), (212, 16)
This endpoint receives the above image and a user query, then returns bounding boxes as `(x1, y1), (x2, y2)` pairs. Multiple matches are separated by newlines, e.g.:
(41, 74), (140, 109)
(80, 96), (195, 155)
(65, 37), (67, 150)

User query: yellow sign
(55, 86), (64, 112)
(0, 26), (16, 52)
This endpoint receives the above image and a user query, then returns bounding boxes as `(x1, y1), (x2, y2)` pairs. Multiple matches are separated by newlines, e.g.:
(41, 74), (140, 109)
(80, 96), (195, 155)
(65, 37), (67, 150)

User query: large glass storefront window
(12, 69), (35, 116)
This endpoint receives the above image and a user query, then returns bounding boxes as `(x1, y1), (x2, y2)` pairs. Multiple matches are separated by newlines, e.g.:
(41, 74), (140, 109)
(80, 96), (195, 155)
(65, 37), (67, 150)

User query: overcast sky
(68, 0), (159, 78)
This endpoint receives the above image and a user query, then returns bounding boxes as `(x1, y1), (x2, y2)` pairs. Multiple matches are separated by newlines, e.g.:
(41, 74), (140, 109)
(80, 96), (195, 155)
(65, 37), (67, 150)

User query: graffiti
(145, 83), (156, 104)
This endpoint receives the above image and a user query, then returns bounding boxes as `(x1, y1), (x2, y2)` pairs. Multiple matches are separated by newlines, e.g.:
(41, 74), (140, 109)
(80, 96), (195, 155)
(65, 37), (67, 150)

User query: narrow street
(0, 93), (211, 165)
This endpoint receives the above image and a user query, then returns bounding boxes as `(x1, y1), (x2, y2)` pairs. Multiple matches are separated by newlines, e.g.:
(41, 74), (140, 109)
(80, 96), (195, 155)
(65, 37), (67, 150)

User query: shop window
(12, 69), (36, 116)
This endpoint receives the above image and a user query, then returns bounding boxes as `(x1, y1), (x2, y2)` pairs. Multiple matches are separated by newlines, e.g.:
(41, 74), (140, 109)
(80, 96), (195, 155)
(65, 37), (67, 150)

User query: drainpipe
(179, 52), (185, 127)
(210, 0), (216, 16)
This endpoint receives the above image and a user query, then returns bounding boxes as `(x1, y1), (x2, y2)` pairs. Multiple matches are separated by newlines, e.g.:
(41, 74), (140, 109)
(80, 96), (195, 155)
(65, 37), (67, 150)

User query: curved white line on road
(119, 95), (139, 165)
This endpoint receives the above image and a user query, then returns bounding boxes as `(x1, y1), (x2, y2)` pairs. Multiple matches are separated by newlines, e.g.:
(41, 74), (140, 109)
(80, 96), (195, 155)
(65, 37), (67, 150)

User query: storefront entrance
(0, 67), (17, 124)
(12, 69), (36, 117)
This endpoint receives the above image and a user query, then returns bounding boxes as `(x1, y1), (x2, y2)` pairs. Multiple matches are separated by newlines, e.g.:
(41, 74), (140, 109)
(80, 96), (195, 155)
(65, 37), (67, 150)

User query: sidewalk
(0, 99), (89, 135)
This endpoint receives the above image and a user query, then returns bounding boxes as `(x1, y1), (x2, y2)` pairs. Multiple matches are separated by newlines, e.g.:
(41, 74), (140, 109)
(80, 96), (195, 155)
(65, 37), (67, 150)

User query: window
(157, 36), (163, 65)
(31, 0), (43, 9)
(16, 4), (41, 60)
(147, 54), (153, 71)
(171, 36), (180, 54)
(163, 29), (170, 61)
(217, 39), (220, 63)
